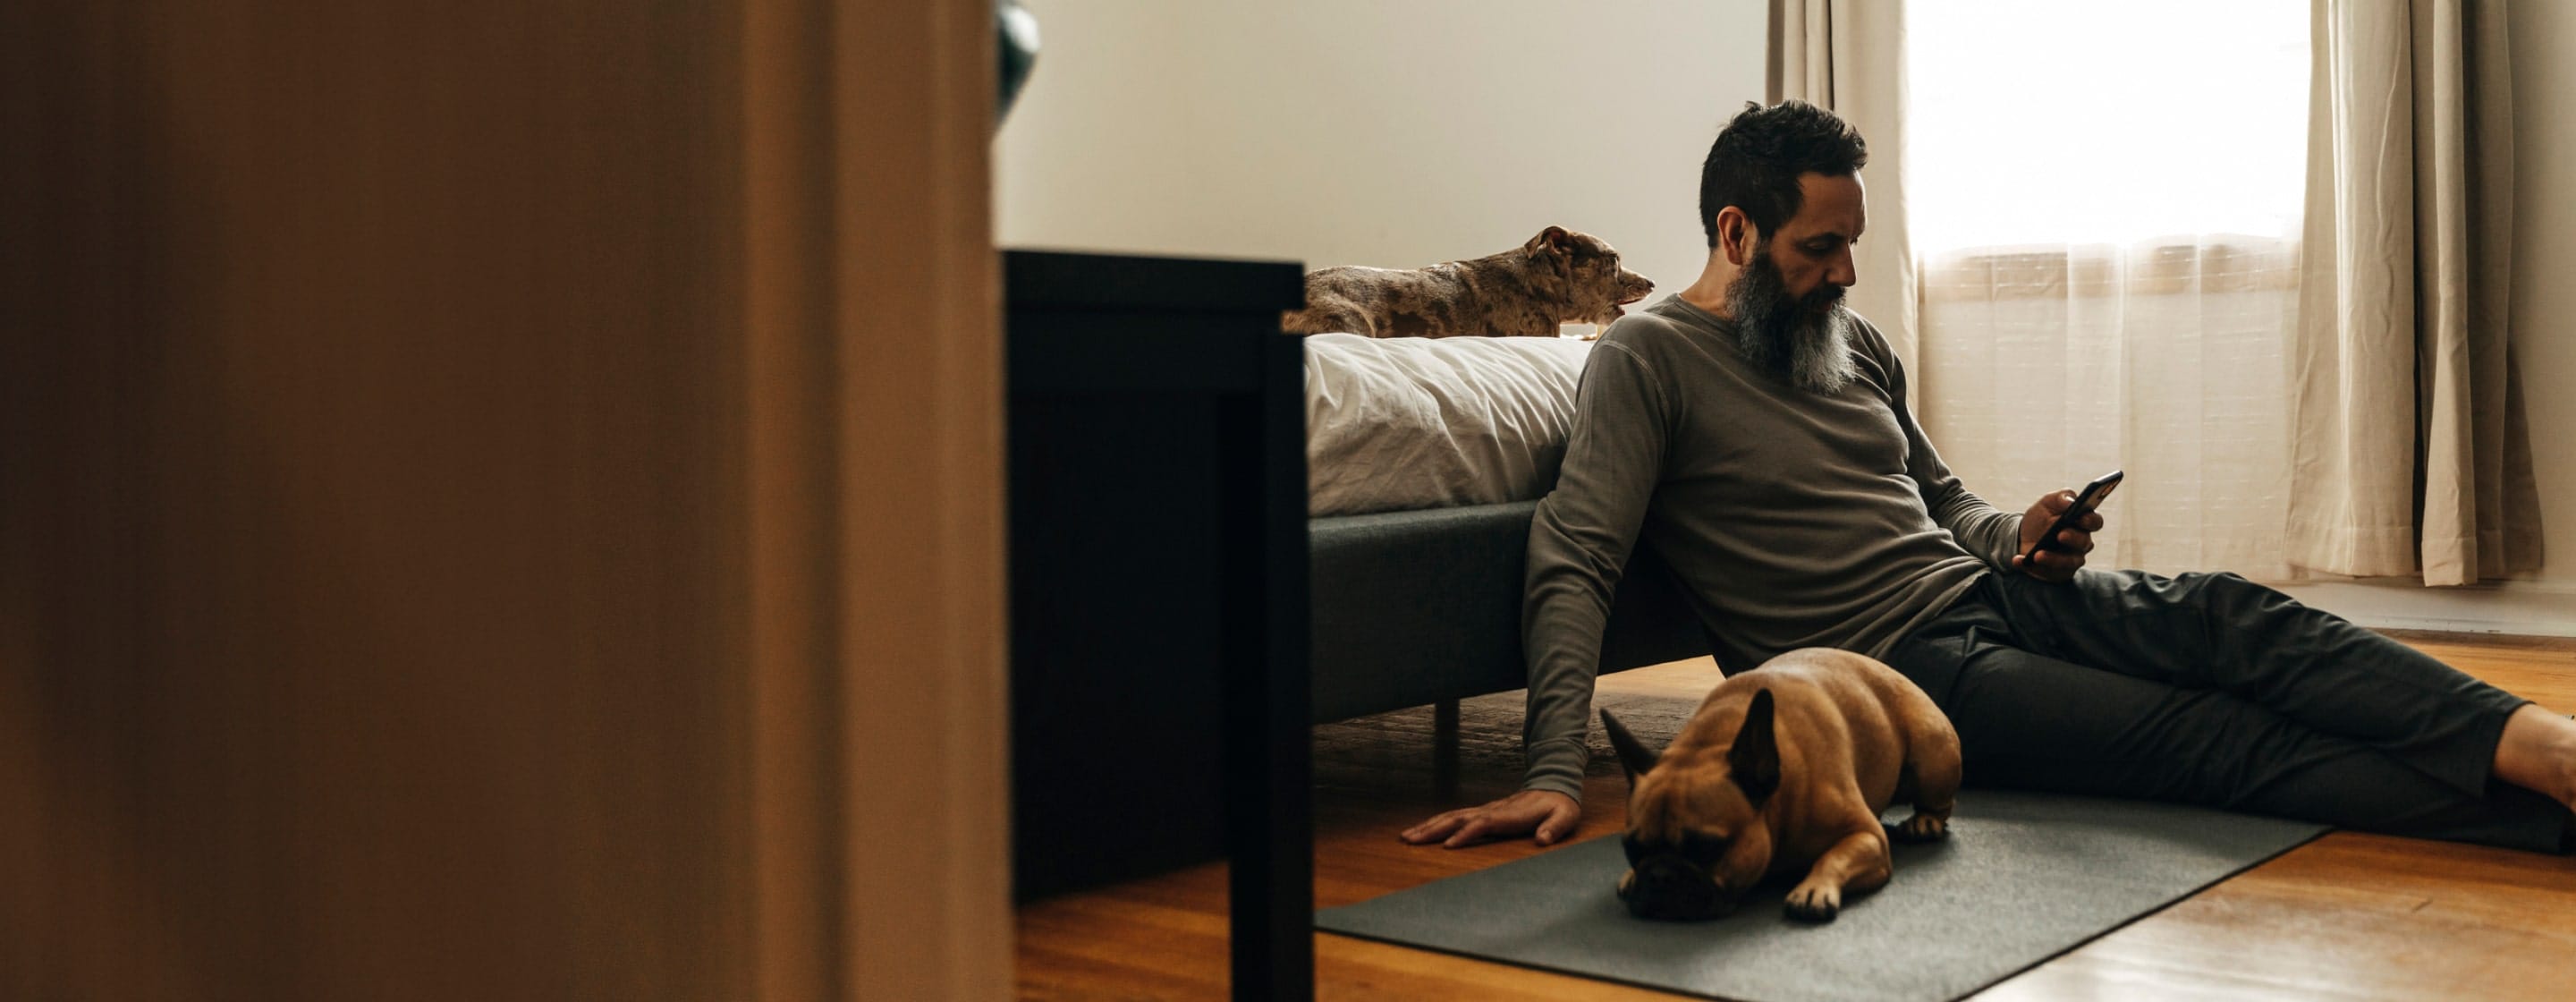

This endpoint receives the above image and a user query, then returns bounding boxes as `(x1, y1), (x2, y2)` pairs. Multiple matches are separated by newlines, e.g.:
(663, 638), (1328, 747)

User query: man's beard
(1725, 248), (1859, 395)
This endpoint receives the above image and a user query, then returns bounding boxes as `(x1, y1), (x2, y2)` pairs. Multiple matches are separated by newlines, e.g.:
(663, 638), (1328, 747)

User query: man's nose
(1826, 247), (1858, 288)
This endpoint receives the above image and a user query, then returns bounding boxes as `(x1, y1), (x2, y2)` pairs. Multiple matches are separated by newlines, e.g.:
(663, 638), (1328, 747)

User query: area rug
(1316, 692), (2331, 1002)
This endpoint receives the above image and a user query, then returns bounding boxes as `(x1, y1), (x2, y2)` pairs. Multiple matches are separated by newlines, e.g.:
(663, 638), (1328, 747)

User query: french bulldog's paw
(1784, 883), (1841, 922)
(1890, 812), (1950, 843)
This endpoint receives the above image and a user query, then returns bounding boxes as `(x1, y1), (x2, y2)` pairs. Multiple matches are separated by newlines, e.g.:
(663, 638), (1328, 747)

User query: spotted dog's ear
(1600, 709), (1663, 786)
(1524, 225), (1572, 260)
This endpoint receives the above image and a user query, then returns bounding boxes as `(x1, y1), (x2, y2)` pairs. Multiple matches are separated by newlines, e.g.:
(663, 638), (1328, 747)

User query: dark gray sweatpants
(1880, 568), (2570, 853)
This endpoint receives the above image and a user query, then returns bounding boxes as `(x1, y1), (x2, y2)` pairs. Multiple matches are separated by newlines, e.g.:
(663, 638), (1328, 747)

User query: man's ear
(1716, 208), (1757, 267)
(1600, 709), (1663, 785)
(1726, 689), (1781, 804)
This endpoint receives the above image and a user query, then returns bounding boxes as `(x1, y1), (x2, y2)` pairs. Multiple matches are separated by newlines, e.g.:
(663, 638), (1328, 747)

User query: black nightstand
(1003, 249), (1311, 999)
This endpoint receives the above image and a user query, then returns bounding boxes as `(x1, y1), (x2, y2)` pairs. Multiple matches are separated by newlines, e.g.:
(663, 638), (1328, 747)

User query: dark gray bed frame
(1309, 499), (1712, 725)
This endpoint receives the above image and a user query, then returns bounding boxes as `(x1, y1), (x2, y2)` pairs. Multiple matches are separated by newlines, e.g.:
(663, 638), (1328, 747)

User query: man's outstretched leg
(1885, 577), (2572, 853)
(1995, 569), (2575, 822)
(1929, 641), (2567, 849)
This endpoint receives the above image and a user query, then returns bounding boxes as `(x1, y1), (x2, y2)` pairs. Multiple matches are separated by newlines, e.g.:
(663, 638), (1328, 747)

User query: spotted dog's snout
(1616, 268), (1655, 304)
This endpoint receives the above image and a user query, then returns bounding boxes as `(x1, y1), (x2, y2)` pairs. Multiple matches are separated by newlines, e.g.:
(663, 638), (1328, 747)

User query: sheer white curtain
(1908, 0), (2310, 579)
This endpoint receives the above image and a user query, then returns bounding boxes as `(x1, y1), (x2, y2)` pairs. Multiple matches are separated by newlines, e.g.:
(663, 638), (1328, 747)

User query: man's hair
(1699, 100), (1868, 249)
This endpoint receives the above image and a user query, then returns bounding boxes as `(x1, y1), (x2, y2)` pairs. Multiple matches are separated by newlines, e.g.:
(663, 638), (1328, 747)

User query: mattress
(1302, 333), (1593, 517)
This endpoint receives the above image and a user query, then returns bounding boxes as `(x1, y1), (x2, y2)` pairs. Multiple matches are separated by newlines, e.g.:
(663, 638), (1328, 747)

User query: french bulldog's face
(1602, 693), (1783, 921)
(1524, 226), (1655, 327)
(1615, 784), (1774, 921)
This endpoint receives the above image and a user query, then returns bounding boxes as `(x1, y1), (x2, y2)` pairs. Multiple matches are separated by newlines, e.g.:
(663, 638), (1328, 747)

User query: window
(1909, 0), (2309, 253)
(1905, 1), (2311, 577)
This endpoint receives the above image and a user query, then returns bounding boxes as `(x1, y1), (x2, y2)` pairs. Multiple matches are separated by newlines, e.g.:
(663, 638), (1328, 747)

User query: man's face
(1723, 173), (1867, 394)
(1761, 173), (1866, 300)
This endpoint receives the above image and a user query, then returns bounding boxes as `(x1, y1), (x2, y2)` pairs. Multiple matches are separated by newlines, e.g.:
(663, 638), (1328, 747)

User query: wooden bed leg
(1433, 699), (1461, 796)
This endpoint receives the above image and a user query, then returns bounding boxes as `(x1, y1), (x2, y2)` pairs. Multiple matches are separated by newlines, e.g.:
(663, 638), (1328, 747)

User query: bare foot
(2492, 704), (2576, 812)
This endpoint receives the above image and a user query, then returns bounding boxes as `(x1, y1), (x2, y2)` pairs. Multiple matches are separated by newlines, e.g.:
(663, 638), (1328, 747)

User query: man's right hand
(1399, 789), (1582, 848)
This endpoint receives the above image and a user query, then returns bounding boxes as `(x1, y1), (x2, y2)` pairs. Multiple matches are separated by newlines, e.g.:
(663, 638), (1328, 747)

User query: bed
(1002, 250), (1705, 934)
(1301, 333), (1711, 725)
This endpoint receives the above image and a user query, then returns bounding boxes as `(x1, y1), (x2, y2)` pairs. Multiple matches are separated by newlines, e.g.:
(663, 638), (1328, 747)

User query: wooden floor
(1016, 632), (2576, 1000)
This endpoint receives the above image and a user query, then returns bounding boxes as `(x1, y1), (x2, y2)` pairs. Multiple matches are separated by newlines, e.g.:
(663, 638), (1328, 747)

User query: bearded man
(1402, 100), (2576, 854)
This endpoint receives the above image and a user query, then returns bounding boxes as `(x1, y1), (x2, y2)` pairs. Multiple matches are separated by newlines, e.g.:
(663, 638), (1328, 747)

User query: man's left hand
(2012, 489), (2104, 582)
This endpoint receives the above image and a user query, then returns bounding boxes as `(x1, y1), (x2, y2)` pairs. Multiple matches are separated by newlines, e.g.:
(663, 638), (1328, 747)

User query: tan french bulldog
(1603, 648), (1962, 922)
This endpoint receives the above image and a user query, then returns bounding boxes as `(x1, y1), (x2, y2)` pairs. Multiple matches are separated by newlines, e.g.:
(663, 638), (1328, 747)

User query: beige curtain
(2292, 0), (2542, 584)
(1767, 0), (1919, 376)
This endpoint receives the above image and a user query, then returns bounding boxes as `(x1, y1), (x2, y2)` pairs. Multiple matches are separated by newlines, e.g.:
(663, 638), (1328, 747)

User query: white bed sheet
(1303, 333), (1594, 517)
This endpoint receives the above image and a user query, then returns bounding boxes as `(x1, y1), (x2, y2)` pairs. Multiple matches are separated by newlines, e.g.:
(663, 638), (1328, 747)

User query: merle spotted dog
(1280, 226), (1654, 339)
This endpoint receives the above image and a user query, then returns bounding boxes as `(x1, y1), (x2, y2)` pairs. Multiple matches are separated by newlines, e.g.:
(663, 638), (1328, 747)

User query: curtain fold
(1767, 0), (1919, 378)
(2292, 0), (2540, 584)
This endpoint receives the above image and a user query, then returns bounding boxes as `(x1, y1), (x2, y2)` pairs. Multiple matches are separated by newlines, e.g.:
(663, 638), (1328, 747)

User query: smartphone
(2019, 470), (2123, 565)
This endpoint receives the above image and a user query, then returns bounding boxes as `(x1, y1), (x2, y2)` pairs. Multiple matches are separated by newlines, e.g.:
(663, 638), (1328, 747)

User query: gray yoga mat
(1317, 790), (2326, 1002)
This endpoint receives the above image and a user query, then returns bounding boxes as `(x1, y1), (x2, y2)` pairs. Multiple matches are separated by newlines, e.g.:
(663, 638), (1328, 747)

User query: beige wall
(995, 0), (1769, 313)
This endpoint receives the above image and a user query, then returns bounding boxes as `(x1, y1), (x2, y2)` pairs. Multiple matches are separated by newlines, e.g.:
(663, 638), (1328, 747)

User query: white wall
(995, 0), (1769, 310)
(2271, 4), (2576, 635)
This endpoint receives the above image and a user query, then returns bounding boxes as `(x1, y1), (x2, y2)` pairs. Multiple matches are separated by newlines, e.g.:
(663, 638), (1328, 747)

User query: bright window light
(1907, 1), (2310, 250)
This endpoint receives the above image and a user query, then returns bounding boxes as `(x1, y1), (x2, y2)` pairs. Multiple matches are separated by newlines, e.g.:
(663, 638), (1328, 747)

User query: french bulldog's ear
(1600, 709), (1663, 785)
(1727, 689), (1781, 804)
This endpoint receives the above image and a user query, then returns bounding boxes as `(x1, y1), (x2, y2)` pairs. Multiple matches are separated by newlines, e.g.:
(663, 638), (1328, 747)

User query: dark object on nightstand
(1004, 249), (1310, 1000)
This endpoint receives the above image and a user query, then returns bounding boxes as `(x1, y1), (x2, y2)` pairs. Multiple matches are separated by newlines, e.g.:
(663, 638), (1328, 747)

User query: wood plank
(1016, 633), (2576, 999)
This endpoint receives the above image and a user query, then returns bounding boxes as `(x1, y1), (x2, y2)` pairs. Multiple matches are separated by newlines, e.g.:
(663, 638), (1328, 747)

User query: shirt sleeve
(1519, 337), (1671, 801)
(1876, 327), (2024, 569)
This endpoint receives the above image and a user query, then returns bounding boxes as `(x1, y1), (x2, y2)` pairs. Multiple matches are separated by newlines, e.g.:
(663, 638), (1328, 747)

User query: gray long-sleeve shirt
(1520, 294), (2024, 800)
